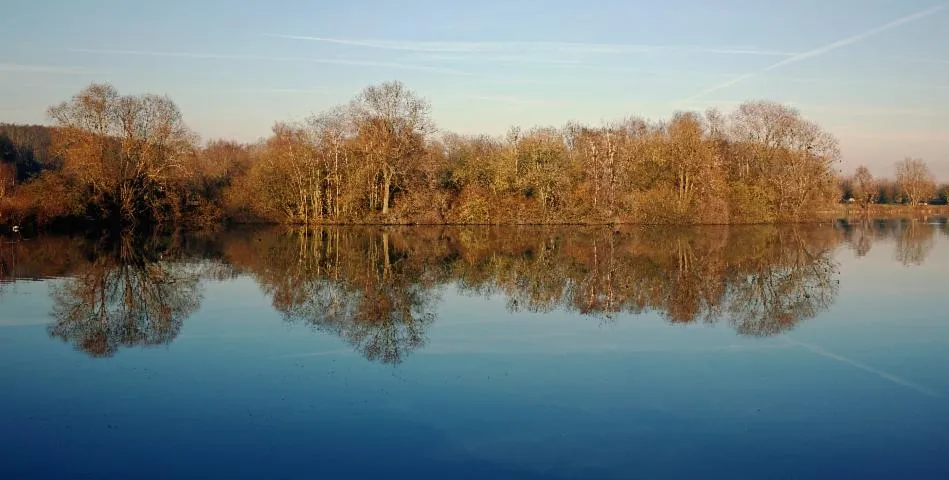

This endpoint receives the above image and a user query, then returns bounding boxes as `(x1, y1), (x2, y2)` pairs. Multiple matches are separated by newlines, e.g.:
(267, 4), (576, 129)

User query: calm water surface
(1, 222), (947, 479)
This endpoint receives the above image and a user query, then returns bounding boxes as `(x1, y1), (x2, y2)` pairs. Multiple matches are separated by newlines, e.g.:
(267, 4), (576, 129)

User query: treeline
(840, 160), (949, 208)
(0, 81), (941, 229)
(4, 222), (946, 361)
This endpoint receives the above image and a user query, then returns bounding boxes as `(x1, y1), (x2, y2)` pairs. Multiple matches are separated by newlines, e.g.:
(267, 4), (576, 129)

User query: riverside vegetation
(1, 81), (946, 231)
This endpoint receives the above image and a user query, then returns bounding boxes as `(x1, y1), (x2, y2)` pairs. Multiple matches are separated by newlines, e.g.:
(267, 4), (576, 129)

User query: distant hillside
(0, 123), (59, 180)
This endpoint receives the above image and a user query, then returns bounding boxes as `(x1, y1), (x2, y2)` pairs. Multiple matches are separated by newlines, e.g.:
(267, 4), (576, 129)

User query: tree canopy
(1, 81), (943, 230)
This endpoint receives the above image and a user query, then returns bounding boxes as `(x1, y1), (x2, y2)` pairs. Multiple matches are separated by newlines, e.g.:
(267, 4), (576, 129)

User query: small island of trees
(1, 81), (945, 231)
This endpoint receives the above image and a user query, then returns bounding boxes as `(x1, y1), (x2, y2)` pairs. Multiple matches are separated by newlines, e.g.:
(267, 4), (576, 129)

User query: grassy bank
(834, 204), (949, 220)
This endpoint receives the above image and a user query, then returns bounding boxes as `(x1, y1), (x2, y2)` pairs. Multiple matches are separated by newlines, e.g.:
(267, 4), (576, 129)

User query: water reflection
(47, 235), (204, 357)
(0, 221), (944, 362)
(224, 229), (438, 364)
(438, 226), (840, 337)
(838, 219), (941, 266)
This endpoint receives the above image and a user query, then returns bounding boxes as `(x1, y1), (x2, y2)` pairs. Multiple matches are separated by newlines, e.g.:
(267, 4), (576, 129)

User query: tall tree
(240, 123), (321, 224)
(516, 127), (575, 218)
(350, 81), (433, 216)
(727, 101), (840, 220)
(895, 157), (936, 205)
(666, 112), (724, 220)
(47, 83), (196, 226)
(308, 107), (353, 220)
(851, 165), (877, 210)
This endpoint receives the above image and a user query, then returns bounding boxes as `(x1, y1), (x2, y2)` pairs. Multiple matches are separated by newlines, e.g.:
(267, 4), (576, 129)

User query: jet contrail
(682, 2), (949, 101)
(788, 338), (942, 398)
(66, 48), (476, 76)
(269, 34), (799, 56)
(0, 62), (98, 75)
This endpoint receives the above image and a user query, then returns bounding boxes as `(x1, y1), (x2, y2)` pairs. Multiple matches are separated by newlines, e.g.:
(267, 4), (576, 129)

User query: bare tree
(240, 122), (322, 224)
(895, 157), (936, 205)
(350, 81), (434, 216)
(727, 101), (840, 220)
(851, 165), (877, 210)
(47, 83), (196, 225)
(516, 128), (574, 217)
(666, 112), (720, 212)
(308, 107), (353, 220)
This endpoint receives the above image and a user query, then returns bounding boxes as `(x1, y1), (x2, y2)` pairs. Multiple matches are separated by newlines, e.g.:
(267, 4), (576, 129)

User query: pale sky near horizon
(1, 0), (947, 178)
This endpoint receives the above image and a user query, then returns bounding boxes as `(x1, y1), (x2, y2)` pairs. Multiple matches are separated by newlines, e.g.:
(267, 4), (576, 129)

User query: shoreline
(2, 206), (947, 235)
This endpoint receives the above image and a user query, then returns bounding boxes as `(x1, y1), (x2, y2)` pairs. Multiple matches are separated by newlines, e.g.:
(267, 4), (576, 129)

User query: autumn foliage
(0, 81), (940, 230)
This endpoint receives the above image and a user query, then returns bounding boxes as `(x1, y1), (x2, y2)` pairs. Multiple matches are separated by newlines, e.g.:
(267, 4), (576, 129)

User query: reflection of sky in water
(0, 226), (947, 479)
(0, 280), (55, 326)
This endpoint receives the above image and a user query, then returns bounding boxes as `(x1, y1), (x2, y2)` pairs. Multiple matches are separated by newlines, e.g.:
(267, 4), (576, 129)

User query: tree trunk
(382, 231), (391, 279)
(333, 149), (341, 219)
(607, 138), (616, 219)
(382, 168), (392, 215)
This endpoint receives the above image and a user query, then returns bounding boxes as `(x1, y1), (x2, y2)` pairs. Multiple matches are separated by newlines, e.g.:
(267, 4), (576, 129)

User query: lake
(1, 221), (947, 479)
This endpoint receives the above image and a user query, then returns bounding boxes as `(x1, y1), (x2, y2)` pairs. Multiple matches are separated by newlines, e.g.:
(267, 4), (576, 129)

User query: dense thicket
(0, 81), (943, 229)
(227, 83), (844, 225)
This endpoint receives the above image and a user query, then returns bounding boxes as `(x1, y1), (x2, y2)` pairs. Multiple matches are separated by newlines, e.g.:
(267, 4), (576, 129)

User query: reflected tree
(560, 226), (838, 334)
(229, 228), (438, 364)
(840, 220), (876, 257)
(329, 279), (435, 364)
(568, 234), (624, 320)
(853, 221), (875, 257)
(724, 229), (839, 336)
(839, 219), (943, 266)
(48, 234), (203, 357)
(894, 220), (935, 267)
(27, 221), (944, 363)
(224, 225), (844, 360)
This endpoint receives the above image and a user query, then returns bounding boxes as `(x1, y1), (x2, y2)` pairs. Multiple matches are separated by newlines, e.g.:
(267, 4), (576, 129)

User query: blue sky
(2, 0), (948, 177)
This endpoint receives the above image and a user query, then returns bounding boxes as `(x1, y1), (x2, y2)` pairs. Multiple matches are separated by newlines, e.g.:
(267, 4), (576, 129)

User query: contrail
(682, 100), (949, 117)
(464, 94), (560, 107)
(0, 62), (98, 75)
(788, 338), (942, 398)
(227, 87), (328, 94)
(681, 2), (949, 101)
(269, 34), (798, 56)
(876, 55), (949, 65)
(66, 48), (475, 76)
